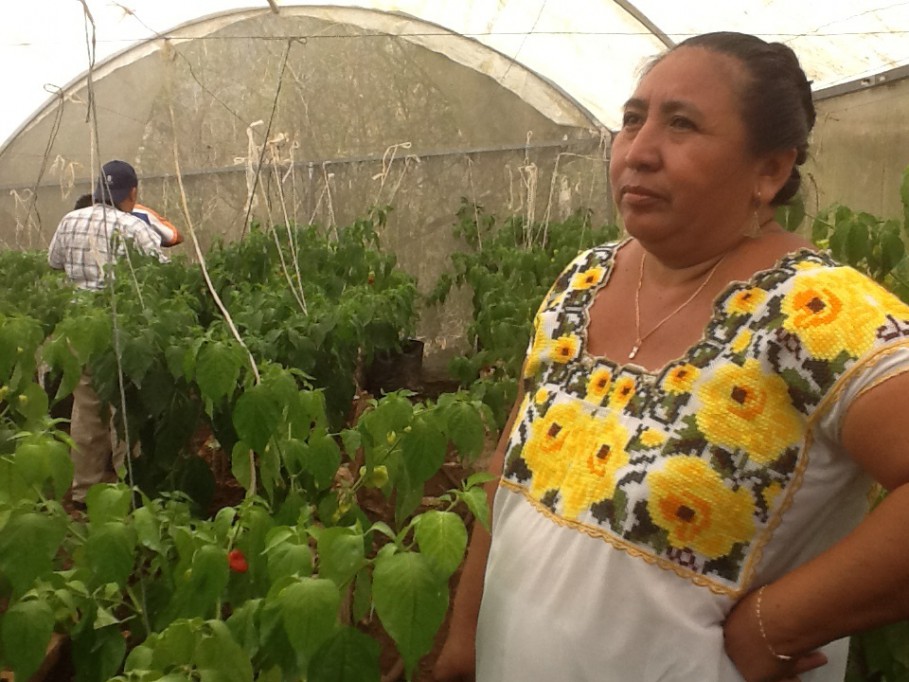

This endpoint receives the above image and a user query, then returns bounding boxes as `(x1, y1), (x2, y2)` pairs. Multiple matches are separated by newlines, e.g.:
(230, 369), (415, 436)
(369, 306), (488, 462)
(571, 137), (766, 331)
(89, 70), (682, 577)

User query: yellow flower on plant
(731, 329), (753, 354)
(762, 481), (783, 510)
(726, 287), (767, 316)
(571, 266), (606, 291)
(647, 456), (755, 559)
(663, 364), (699, 394)
(696, 358), (803, 465)
(585, 367), (612, 403)
(522, 402), (584, 498)
(781, 268), (897, 360)
(640, 428), (666, 448)
(552, 335), (580, 364)
(560, 416), (630, 519)
(608, 376), (636, 410)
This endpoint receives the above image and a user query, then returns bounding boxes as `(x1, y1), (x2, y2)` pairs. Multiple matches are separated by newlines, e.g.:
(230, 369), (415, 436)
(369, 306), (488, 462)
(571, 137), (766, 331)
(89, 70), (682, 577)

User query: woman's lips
(620, 185), (665, 206)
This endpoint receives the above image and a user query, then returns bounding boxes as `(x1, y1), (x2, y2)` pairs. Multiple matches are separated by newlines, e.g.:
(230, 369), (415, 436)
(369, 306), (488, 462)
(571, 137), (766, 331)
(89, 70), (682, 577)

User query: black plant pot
(365, 339), (424, 394)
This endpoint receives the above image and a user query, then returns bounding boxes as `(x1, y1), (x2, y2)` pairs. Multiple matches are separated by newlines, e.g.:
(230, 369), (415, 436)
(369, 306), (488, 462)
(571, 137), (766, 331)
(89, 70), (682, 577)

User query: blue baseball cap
(93, 159), (138, 205)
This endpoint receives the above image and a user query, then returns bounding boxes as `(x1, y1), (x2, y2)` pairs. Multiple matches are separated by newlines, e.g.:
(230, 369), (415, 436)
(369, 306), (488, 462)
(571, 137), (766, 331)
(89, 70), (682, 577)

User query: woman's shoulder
(543, 240), (624, 296)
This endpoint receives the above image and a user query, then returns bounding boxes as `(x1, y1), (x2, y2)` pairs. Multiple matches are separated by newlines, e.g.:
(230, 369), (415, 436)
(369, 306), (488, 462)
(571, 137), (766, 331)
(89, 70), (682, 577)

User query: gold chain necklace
(628, 251), (727, 360)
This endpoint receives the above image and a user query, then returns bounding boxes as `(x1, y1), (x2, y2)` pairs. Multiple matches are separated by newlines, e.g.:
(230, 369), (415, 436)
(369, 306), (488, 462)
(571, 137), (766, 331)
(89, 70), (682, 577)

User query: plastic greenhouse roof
(3, 0), (909, 145)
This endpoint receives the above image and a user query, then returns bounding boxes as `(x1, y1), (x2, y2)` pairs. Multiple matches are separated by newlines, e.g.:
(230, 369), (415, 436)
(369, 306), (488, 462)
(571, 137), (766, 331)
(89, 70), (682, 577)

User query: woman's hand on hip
(723, 587), (828, 682)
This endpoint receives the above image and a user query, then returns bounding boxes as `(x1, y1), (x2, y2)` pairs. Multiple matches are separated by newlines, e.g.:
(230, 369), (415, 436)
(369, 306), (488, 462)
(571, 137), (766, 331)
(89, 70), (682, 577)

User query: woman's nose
(622, 121), (661, 171)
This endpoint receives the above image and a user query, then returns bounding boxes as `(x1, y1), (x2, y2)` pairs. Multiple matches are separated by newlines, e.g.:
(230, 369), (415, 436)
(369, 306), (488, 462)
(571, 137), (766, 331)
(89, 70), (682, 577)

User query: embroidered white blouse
(476, 245), (909, 681)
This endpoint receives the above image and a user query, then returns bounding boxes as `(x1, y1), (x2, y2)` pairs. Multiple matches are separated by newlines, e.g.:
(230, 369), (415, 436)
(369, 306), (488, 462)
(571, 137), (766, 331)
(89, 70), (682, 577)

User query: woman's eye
(622, 112), (643, 129)
(670, 116), (696, 130)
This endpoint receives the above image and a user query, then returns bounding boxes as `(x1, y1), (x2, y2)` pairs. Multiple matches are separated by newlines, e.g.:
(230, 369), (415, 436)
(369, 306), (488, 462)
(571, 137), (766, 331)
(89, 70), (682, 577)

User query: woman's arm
(724, 371), (909, 681)
(433, 386), (524, 682)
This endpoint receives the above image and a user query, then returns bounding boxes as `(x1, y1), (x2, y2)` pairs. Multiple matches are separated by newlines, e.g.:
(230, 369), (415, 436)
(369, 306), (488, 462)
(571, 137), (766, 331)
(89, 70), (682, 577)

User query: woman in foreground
(435, 31), (909, 682)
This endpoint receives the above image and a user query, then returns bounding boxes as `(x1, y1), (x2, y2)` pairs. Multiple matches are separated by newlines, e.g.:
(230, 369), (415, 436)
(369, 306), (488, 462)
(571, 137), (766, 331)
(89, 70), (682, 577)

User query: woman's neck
(635, 239), (742, 288)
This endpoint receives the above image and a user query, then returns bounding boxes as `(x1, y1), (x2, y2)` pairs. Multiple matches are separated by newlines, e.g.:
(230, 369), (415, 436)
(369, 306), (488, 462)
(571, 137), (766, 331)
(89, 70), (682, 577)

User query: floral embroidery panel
(502, 245), (909, 593)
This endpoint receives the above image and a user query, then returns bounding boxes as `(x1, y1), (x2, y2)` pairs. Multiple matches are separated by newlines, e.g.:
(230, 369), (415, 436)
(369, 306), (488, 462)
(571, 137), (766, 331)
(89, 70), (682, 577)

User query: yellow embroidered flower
(794, 260), (823, 272)
(571, 266), (606, 291)
(731, 329), (753, 354)
(552, 335), (580, 364)
(781, 268), (897, 360)
(522, 402), (584, 498)
(647, 456), (755, 559)
(523, 320), (554, 377)
(584, 367), (612, 403)
(762, 481), (783, 510)
(543, 290), (568, 311)
(608, 376), (636, 410)
(695, 358), (803, 465)
(640, 428), (666, 448)
(560, 416), (630, 519)
(663, 364), (699, 394)
(534, 388), (549, 404)
(726, 287), (767, 316)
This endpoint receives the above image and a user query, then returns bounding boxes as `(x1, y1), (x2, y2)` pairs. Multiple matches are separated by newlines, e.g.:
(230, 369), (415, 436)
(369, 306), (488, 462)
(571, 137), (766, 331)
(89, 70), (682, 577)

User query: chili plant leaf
(459, 486), (491, 531)
(307, 626), (381, 682)
(13, 382), (49, 425)
(225, 599), (263, 659)
(267, 541), (314, 582)
(73, 627), (126, 682)
(233, 384), (282, 453)
(196, 341), (243, 405)
(0, 512), (68, 596)
(121, 333), (156, 386)
(880, 227), (906, 279)
(82, 521), (138, 588)
(305, 431), (342, 491)
(196, 620), (255, 682)
(413, 511), (468, 579)
(352, 568), (373, 624)
(280, 578), (340, 665)
(372, 552), (449, 678)
(85, 484), (133, 525)
(445, 401), (486, 461)
(149, 619), (197, 669)
(42, 333), (82, 400)
(1, 599), (54, 682)
(316, 528), (365, 588)
(160, 545), (230, 626)
(400, 415), (446, 485)
(231, 441), (253, 491)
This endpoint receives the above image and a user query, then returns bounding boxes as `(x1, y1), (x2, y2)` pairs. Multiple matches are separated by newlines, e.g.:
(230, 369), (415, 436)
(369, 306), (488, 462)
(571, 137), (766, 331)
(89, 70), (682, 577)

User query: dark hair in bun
(676, 32), (815, 205)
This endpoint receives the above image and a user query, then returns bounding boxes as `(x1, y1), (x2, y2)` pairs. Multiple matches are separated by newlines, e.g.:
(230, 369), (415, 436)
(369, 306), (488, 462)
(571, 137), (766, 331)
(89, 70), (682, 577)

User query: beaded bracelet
(755, 586), (795, 662)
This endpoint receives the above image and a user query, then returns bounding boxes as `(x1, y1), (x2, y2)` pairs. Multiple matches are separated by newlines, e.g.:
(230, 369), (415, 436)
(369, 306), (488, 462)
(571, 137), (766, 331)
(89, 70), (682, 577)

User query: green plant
(827, 168), (909, 682)
(0, 384), (491, 680)
(0, 211), (492, 681)
(430, 199), (619, 426)
(780, 175), (909, 682)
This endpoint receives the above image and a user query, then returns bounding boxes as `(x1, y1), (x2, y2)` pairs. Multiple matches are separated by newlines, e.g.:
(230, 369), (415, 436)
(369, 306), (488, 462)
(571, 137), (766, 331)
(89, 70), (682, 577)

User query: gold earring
(746, 191), (763, 239)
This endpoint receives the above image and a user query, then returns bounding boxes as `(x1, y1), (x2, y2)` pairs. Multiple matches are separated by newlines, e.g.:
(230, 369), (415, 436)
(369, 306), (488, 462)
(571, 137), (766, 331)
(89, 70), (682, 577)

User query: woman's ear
(756, 148), (798, 203)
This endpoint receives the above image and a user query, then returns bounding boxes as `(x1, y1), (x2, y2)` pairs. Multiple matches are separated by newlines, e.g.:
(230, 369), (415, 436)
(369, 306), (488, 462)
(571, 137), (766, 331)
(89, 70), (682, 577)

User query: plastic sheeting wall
(810, 78), (909, 221)
(0, 8), (611, 371)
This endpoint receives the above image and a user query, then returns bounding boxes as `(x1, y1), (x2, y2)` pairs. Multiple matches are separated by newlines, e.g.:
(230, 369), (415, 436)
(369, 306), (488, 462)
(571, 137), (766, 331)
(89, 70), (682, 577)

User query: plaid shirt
(48, 204), (167, 290)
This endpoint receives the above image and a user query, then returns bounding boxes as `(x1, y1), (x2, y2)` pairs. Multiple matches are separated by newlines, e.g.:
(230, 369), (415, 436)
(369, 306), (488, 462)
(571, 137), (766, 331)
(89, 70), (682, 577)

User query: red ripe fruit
(228, 549), (249, 573)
